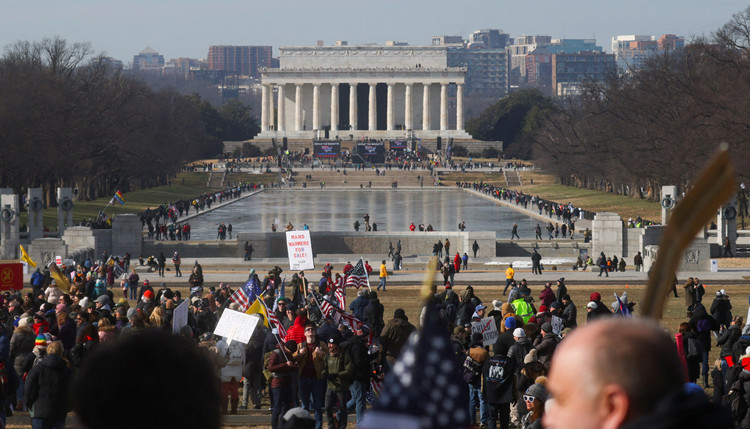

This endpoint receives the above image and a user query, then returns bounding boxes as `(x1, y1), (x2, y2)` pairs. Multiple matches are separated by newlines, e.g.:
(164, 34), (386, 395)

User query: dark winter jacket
(363, 299), (385, 337)
(717, 324), (741, 358)
(24, 354), (72, 419)
(482, 353), (516, 405)
(618, 387), (732, 429)
(349, 296), (370, 321)
(341, 335), (371, 382)
(710, 297), (732, 327)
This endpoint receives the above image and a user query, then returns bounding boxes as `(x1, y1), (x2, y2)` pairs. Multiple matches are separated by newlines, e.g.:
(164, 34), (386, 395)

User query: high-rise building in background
(432, 36), (465, 46)
(552, 51), (616, 96)
(657, 34), (685, 50)
(469, 29), (512, 49)
(447, 48), (508, 96)
(132, 47), (165, 71)
(611, 35), (657, 71)
(507, 36), (553, 85)
(207, 45), (273, 79)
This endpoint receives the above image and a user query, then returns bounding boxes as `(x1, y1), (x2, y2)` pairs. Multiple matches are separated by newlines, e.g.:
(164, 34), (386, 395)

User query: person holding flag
(112, 191), (126, 205)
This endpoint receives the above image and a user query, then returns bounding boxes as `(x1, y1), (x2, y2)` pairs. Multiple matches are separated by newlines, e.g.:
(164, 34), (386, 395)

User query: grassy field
(20, 172), (277, 230)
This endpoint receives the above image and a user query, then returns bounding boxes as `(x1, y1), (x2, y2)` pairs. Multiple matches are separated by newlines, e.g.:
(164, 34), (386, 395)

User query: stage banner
(357, 141), (386, 163)
(389, 140), (407, 151)
(313, 141), (341, 158)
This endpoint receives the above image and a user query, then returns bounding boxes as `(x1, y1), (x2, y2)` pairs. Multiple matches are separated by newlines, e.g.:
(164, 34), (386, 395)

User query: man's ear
(598, 384), (630, 429)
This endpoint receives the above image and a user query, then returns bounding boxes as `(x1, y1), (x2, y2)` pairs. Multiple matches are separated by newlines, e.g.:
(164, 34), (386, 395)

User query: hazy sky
(1, 0), (747, 64)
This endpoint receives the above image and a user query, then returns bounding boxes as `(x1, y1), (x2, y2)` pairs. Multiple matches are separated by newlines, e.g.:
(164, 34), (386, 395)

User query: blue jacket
(349, 296), (369, 320)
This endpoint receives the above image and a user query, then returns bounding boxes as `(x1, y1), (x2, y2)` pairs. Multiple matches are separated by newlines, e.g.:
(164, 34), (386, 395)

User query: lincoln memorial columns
(386, 83), (394, 131)
(368, 83), (377, 131)
(422, 83), (431, 131)
(456, 83), (464, 131)
(330, 84), (339, 132)
(404, 84), (413, 130)
(277, 85), (286, 132)
(260, 85), (269, 130)
(312, 84), (321, 130)
(295, 84), (302, 131)
(349, 83), (358, 131)
(440, 83), (448, 131)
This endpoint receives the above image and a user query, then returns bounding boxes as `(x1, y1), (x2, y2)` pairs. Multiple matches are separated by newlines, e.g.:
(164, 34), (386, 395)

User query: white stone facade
(255, 46), (472, 141)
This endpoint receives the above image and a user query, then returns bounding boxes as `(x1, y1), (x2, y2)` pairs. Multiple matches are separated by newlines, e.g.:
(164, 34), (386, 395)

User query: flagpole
(361, 257), (372, 292)
(258, 295), (290, 361)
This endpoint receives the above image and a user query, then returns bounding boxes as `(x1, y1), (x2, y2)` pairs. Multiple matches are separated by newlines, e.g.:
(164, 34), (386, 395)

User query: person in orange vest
(503, 264), (515, 295)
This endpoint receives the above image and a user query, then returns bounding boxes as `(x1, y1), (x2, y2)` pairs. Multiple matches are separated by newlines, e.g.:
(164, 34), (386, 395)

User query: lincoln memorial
(252, 45), (474, 143)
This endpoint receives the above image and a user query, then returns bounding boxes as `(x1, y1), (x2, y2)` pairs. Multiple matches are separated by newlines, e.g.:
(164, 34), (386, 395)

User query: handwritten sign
(471, 316), (499, 347)
(214, 309), (260, 344)
(286, 230), (314, 271)
(172, 299), (189, 334)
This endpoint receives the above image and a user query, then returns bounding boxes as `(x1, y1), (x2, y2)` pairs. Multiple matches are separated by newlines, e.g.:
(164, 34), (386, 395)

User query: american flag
(334, 281), (346, 310)
(260, 298), (287, 339)
(229, 277), (261, 312)
(366, 378), (383, 406)
(345, 260), (369, 289)
(319, 298), (334, 319)
(359, 299), (470, 429)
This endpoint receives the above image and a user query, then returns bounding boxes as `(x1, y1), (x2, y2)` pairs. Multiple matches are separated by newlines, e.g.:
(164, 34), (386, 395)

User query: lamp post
(740, 183), (747, 230)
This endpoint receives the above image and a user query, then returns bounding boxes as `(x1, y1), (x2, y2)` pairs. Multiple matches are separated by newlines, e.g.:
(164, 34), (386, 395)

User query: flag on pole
(259, 297), (287, 339)
(359, 299), (470, 429)
(230, 277), (261, 312)
(245, 298), (270, 328)
(334, 285), (346, 311)
(112, 190), (125, 205)
(614, 292), (632, 317)
(47, 261), (70, 293)
(19, 245), (36, 268)
(345, 259), (369, 289)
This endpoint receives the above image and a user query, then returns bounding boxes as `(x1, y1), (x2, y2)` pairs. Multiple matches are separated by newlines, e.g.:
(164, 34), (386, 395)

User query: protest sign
(286, 230), (314, 271)
(471, 316), (499, 347)
(172, 299), (189, 334)
(551, 315), (564, 336)
(214, 309), (260, 344)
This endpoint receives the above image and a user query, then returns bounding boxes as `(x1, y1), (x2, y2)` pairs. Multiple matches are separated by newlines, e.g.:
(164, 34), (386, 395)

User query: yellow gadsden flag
(245, 298), (270, 328)
(47, 261), (70, 293)
(19, 245), (36, 268)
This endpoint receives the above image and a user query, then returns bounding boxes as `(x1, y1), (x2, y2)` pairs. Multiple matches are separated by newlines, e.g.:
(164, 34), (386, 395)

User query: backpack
(696, 318), (712, 334)
(462, 355), (482, 384)
(722, 366), (747, 423)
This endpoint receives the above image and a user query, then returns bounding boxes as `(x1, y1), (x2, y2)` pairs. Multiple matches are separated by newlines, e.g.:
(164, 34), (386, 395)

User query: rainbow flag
(112, 190), (125, 205)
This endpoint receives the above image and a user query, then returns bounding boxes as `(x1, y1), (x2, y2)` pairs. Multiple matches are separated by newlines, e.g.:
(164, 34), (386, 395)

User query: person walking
(157, 252), (166, 277)
(172, 252), (182, 277)
(597, 252), (608, 277)
(472, 240), (480, 258)
(24, 341), (72, 429)
(531, 250), (542, 275)
(511, 223), (520, 240)
(633, 251), (643, 272)
(503, 264), (515, 295)
(377, 260), (388, 292)
(323, 337), (353, 429)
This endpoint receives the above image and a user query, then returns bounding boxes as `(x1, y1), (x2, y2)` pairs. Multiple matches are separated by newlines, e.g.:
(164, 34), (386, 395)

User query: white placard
(55, 255), (62, 266)
(551, 315), (564, 336)
(172, 299), (189, 334)
(286, 230), (315, 271)
(214, 309), (260, 344)
(471, 316), (499, 347)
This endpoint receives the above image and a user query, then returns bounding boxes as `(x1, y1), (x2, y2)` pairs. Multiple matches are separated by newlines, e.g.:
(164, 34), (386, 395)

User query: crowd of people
(6, 255), (740, 429)
(139, 182), (261, 240)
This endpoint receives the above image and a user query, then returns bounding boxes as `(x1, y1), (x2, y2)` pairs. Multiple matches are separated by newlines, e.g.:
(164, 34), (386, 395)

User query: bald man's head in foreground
(544, 318), (684, 429)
